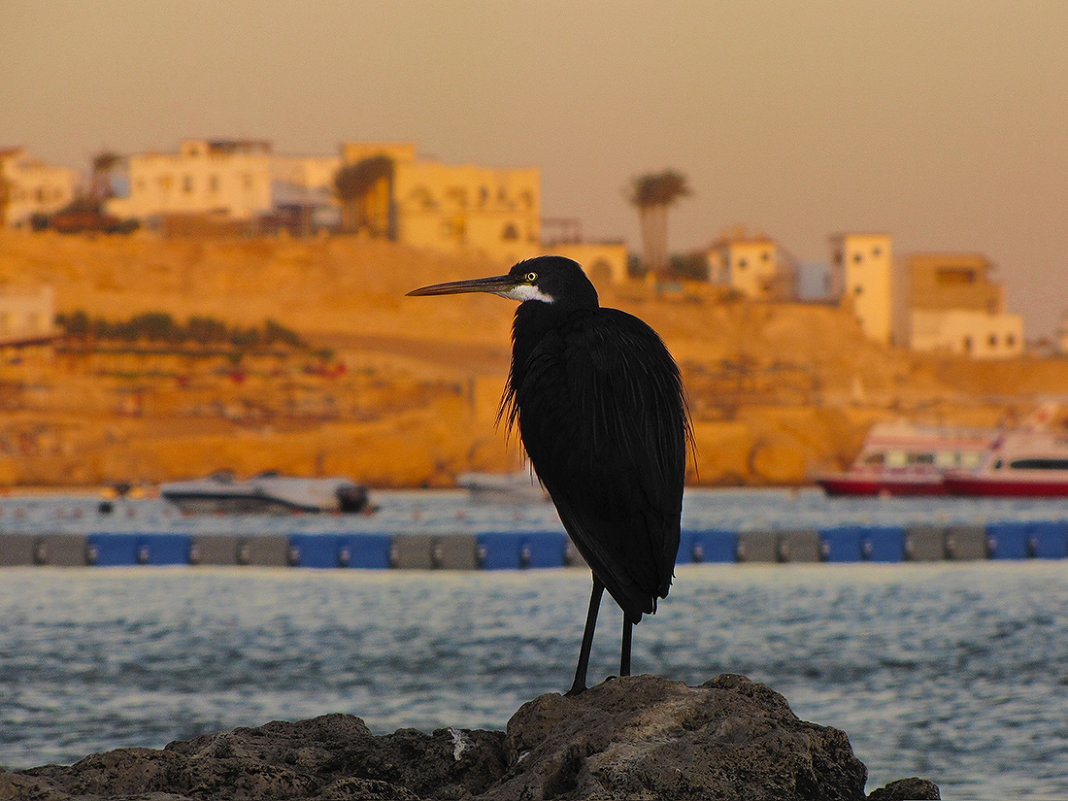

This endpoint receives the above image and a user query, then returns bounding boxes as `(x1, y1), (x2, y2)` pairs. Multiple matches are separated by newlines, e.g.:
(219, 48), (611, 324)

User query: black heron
(407, 255), (692, 695)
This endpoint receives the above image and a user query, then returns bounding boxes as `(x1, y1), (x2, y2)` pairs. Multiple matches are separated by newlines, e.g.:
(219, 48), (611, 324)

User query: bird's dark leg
(620, 614), (633, 677)
(566, 576), (604, 697)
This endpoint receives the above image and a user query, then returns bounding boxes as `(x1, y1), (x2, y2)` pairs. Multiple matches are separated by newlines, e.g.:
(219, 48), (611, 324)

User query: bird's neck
(511, 299), (595, 368)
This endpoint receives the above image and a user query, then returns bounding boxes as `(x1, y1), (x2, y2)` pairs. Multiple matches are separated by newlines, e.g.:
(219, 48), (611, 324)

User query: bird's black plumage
(408, 255), (692, 694)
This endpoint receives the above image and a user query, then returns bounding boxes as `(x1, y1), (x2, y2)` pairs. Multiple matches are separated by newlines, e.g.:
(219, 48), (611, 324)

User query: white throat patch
(499, 285), (555, 303)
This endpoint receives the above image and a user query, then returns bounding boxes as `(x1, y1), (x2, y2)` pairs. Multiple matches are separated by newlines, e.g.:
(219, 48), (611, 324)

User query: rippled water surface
(3, 563), (1068, 798)
(2, 489), (1068, 799)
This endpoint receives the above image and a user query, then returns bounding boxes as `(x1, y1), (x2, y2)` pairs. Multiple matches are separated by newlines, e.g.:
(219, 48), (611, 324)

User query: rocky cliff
(0, 231), (1063, 488)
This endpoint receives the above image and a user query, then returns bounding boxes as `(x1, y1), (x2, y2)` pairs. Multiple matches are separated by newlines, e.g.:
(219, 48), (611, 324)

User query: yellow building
(829, 233), (894, 344)
(338, 142), (541, 264)
(902, 253), (1023, 358)
(108, 139), (274, 222)
(0, 148), (79, 227)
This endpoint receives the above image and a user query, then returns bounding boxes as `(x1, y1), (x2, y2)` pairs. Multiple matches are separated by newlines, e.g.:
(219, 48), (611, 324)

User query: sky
(3, 0), (1066, 338)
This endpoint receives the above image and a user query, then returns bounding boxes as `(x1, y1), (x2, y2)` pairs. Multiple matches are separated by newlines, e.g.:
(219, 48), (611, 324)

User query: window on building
(853, 252), (863, 263)
(761, 250), (771, 262)
(445, 187), (468, 207)
(872, 246), (882, 257)
(737, 258), (747, 270)
(501, 223), (519, 241)
(183, 175), (194, 193)
(936, 267), (977, 285)
(1006, 333), (1016, 347)
(988, 333), (998, 348)
(209, 175), (220, 193)
(853, 284), (864, 294)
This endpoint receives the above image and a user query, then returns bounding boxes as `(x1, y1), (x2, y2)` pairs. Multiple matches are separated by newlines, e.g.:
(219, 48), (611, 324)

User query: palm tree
(628, 170), (691, 278)
(90, 151), (123, 202)
(333, 155), (394, 235)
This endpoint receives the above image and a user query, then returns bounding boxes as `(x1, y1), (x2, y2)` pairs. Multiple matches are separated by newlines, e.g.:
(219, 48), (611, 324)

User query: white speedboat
(456, 470), (548, 503)
(160, 471), (370, 514)
(943, 431), (1068, 497)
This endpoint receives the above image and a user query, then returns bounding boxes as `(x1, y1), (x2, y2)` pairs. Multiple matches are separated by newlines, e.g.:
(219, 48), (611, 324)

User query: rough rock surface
(0, 674), (938, 801)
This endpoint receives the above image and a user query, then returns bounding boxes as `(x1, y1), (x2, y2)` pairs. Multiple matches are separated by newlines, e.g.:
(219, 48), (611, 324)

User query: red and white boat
(816, 421), (995, 497)
(943, 430), (1068, 497)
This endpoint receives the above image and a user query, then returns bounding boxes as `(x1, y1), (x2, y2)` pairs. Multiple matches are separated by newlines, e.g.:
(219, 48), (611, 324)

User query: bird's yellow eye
(525, 271), (538, 283)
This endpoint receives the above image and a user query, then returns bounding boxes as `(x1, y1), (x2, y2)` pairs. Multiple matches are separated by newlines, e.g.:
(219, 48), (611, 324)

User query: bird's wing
(515, 309), (689, 620)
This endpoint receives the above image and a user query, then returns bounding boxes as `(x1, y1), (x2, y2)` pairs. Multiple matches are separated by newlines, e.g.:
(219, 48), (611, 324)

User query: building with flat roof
(108, 139), (274, 222)
(901, 253), (1023, 358)
(337, 142), (541, 264)
(0, 148), (80, 227)
(828, 233), (894, 345)
(706, 236), (794, 300)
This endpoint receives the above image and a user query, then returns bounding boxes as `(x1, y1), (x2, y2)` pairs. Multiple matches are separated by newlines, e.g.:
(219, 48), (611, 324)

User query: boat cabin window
(884, 451), (907, 468)
(862, 453), (885, 466)
(934, 451), (959, 468)
(906, 452), (935, 466)
(1009, 458), (1068, 470)
(960, 452), (984, 469)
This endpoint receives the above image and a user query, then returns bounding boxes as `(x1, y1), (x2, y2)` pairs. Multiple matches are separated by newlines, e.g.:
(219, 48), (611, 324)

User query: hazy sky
(4, 0), (1066, 337)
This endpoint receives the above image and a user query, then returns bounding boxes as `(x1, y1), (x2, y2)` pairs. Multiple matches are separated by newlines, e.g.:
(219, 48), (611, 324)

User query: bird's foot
(564, 682), (587, 697)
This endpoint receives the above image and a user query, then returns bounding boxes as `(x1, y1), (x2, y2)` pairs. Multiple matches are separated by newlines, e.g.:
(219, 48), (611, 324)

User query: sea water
(2, 489), (1068, 799)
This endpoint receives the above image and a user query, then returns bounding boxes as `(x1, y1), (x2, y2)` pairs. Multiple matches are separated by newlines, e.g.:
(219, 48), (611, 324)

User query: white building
(909, 308), (1024, 358)
(272, 155), (341, 205)
(902, 253), (1024, 358)
(0, 286), (55, 345)
(108, 139), (274, 222)
(0, 148), (80, 227)
(706, 236), (788, 300)
(828, 233), (894, 345)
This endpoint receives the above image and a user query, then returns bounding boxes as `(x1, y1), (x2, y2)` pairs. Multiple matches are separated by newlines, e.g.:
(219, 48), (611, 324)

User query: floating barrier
(776, 530), (822, 563)
(945, 525), (988, 560)
(1028, 521), (1068, 559)
(736, 532), (778, 563)
(0, 522), (1066, 569)
(819, 526), (866, 563)
(33, 534), (89, 566)
(861, 526), (907, 562)
(679, 529), (738, 564)
(905, 525), (945, 562)
(0, 533), (36, 566)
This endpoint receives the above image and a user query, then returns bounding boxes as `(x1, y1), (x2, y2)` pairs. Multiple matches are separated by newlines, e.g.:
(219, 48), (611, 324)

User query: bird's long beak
(406, 274), (516, 297)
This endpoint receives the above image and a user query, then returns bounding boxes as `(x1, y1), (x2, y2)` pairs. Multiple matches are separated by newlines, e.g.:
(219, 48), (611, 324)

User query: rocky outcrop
(0, 674), (939, 800)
